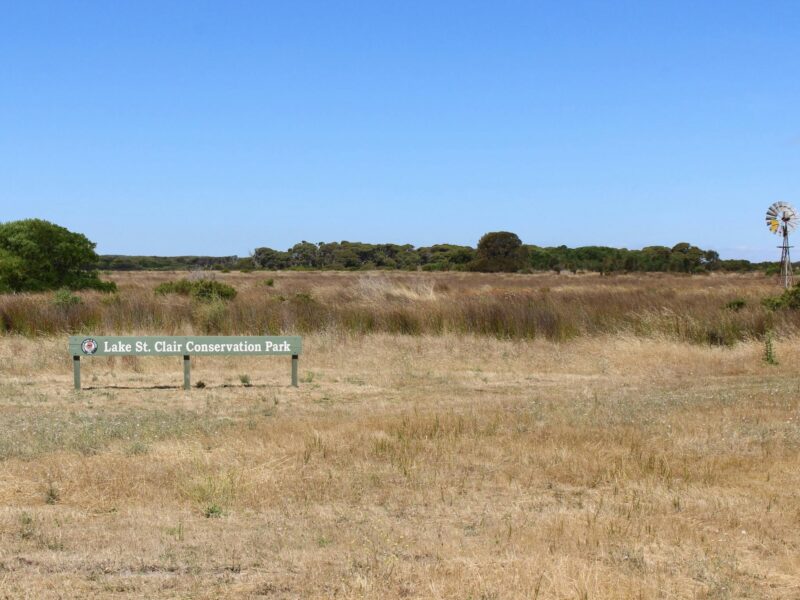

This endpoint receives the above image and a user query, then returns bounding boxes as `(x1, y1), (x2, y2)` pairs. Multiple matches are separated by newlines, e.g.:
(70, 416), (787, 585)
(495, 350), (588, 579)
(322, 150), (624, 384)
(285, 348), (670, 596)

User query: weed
(19, 512), (35, 539)
(204, 504), (223, 518)
(764, 331), (778, 365)
(239, 374), (251, 387)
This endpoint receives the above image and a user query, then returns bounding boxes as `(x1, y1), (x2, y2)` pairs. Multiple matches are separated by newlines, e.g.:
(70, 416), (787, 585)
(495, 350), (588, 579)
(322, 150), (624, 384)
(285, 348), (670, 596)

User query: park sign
(68, 336), (302, 390)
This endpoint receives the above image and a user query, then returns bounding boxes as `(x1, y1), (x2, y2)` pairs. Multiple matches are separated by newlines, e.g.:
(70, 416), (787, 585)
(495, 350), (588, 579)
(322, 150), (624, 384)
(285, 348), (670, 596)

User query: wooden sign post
(68, 336), (302, 390)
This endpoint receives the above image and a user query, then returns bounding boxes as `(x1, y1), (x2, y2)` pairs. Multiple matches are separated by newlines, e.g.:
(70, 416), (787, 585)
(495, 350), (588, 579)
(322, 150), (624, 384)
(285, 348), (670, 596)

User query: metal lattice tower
(766, 202), (797, 289)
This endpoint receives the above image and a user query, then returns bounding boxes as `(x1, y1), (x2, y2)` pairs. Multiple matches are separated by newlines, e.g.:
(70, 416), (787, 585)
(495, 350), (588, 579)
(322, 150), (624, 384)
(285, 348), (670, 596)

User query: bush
(155, 279), (237, 302)
(52, 288), (81, 308)
(0, 219), (116, 292)
(763, 284), (800, 310)
(725, 298), (747, 311)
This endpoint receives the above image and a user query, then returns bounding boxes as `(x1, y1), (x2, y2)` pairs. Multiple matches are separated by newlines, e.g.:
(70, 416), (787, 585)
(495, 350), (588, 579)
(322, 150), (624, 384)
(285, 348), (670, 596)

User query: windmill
(766, 202), (798, 288)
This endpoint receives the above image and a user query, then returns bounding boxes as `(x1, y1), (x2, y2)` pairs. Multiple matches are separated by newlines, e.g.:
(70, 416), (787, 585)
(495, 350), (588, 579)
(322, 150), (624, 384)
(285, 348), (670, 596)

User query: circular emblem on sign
(81, 338), (98, 355)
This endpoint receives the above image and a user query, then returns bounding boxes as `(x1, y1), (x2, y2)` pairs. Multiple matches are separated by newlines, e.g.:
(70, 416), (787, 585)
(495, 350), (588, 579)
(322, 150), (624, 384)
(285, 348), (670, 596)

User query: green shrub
(52, 288), (81, 308)
(155, 279), (193, 295)
(190, 279), (236, 301)
(155, 279), (237, 302)
(724, 298), (746, 311)
(763, 284), (800, 310)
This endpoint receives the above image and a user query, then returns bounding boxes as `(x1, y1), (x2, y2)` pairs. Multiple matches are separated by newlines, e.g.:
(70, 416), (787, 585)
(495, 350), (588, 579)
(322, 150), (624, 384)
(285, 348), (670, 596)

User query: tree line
(0, 220), (774, 293)
(249, 233), (763, 274)
(102, 233), (768, 274)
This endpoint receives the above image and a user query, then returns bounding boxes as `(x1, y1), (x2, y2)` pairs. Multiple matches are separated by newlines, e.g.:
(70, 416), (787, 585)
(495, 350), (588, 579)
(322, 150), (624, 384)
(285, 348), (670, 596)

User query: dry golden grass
(1, 320), (800, 597)
(0, 270), (791, 344)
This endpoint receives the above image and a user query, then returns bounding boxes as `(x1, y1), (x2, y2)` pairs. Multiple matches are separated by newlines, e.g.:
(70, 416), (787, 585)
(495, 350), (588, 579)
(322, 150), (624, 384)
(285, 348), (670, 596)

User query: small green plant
(165, 522), (184, 541)
(126, 441), (149, 456)
(724, 298), (746, 311)
(239, 374), (251, 387)
(19, 512), (35, 540)
(264, 278), (275, 287)
(204, 504), (223, 518)
(52, 288), (81, 308)
(764, 330), (778, 365)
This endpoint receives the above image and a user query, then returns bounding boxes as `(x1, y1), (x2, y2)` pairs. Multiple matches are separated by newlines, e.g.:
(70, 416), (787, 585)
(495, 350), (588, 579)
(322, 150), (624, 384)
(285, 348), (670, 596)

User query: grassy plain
(1, 272), (799, 598)
(0, 270), (794, 343)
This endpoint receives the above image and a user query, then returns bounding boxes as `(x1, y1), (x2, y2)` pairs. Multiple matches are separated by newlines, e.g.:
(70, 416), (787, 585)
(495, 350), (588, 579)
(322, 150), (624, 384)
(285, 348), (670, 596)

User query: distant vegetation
(251, 237), (734, 273)
(97, 255), (245, 271)
(251, 237), (770, 274)
(0, 219), (774, 290)
(100, 235), (770, 274)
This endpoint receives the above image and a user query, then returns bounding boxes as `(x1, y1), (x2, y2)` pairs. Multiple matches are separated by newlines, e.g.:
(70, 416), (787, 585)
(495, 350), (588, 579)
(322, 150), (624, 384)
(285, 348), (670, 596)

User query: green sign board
(69, 336), (302, 390)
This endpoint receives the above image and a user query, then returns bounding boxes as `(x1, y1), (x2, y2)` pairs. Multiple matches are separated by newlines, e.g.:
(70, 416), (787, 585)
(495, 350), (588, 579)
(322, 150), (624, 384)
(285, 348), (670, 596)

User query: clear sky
(2, 1), (799, 260)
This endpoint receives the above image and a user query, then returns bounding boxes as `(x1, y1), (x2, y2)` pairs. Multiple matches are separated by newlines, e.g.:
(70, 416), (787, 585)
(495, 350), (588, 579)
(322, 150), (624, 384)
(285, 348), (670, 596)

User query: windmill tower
(766, 202), (798, 288)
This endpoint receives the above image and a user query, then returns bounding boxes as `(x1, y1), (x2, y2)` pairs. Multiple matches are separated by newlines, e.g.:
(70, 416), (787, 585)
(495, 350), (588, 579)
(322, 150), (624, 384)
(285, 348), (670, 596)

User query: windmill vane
(766, 201), (797, 288)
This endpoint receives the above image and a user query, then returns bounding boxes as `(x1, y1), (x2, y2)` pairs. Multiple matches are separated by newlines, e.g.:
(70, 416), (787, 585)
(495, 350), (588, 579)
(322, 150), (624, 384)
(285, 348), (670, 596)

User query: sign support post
(73, 355), (80, 390)
(183, 355), (191, 390)
(291, 354), (298, 387)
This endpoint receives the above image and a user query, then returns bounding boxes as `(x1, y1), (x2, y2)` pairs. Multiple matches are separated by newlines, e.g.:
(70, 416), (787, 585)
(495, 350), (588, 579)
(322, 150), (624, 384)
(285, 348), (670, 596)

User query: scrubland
(0, 270), (793, 344)
(1, 272), (799, 598)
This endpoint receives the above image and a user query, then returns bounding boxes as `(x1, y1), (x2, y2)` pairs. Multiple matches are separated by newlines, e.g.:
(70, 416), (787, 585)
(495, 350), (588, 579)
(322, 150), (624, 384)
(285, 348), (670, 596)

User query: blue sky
(1, 1), (799, 260)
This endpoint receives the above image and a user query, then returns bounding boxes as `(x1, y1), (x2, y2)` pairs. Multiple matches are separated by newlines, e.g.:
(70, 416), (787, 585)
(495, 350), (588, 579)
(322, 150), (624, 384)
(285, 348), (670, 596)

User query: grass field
(1, 272), (800, 598)
(0, 270), (795, 344)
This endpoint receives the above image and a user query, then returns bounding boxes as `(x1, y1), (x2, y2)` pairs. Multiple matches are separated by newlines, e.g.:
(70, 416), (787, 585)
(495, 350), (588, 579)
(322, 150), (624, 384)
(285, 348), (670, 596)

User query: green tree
(252, 247), (290, 269)
(288, 241), (320, 268)
(469, 232), (528, 272)
(0, 219), (115, 292)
